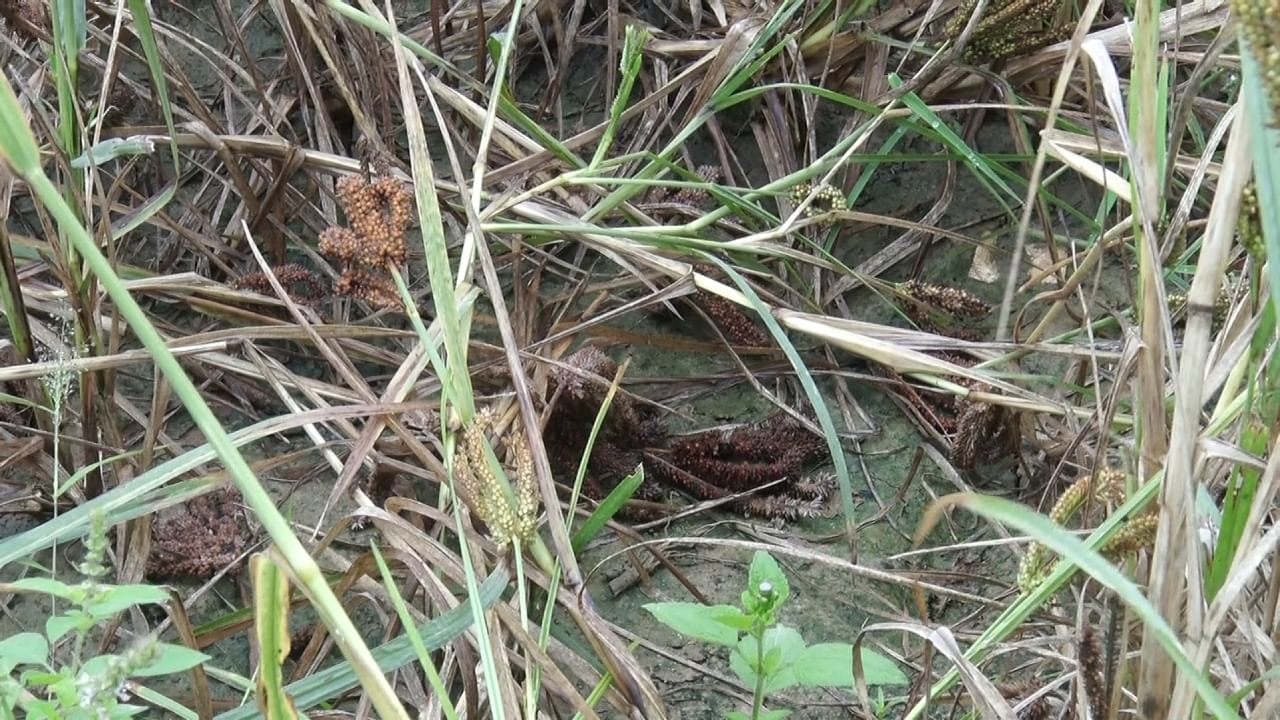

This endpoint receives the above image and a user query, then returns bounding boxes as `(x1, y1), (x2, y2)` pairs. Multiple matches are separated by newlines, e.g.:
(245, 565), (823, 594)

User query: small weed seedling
(0, 512), (209, 718)
(644, 550), (908, 719)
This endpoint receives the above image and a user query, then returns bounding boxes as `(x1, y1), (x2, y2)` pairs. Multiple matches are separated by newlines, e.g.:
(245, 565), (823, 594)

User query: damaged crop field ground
(0, 0), (1278, 717)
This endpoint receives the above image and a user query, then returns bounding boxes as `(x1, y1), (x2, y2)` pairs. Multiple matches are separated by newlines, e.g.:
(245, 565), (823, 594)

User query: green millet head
(788, 182), (847, 220)
(1017, 542), (1053, 593)
(1239, 182), (1265, 261)
(1230, 0), (1280, 120)
(1102, 514), (1159, 561)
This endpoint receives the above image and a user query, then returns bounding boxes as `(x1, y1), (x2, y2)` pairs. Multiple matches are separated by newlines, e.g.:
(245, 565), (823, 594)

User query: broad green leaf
(46, 615), (79, 644)
(643, 602), (742, 647)
(706, 604), (755, 631)
(8, 577), (75, 599)
(79, 655), (116, 678)
(1, 678), (21, 712)
(134, 643), (210, 677)
(18, 697), (60, 718)
(746, 551), (789, 612)
(793, 643), (909, 688)
(762, 644), (787, 677)
(0, 633), (47, 667)
(88, 584), (171, 617)
(20, 669), (66, 687)
(731, 626), (805, 693)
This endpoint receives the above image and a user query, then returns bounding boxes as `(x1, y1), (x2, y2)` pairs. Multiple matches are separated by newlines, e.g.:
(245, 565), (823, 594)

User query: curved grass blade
(887, 73), (1019, 211)
(370, 543), (459, 720)
(572, 466), (644, 554)
(709, 258), (857, 549)
(251, 553), (299, 720)
(920, 492), (1238, 719)
(902, 474), (1161, 719)
(215, 566), (509, 720)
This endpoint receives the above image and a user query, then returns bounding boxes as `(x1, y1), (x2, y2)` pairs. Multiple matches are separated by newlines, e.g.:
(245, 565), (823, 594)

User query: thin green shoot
(370, 543), (459, 720)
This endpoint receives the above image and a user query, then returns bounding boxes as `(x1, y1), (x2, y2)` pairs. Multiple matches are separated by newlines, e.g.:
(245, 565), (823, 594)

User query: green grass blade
(711, 259), (858, 548)
(384, 2), (473, 422)
(572, 466), (644, 554)
(1208, 421), (1265, 600)
(887, 73), (1019, 211)
(589, 25), (648, 170)
(1241, 46), (1280, 319)
(215, 567), (510, 720)
(251, 553), (299, 719)
(923, 492), (1238, 719)
(116, 0), (180, 239)
(902, 474), (1162, 719)
(370, 543), (459, 720)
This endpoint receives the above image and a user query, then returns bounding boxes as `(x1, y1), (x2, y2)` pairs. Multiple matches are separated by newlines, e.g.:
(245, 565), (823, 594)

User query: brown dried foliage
(545, 346), (667, 503)
(1080, 626), (1108, 720)
(319, 173), (413, 310)
(668, 416), (826, 493)
(877, 366), (1020, 471)
(951, 382), (1019, 469)
(231, 263), (328, 305)
(693, 289), (772, 347)
(996, 680), (1051, 720)
(147, 489), (251, 580)
(0, 0), (46, 40)
(545, 346), (833, 519)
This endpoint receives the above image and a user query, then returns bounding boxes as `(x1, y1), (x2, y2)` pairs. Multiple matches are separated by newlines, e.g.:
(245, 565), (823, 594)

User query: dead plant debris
(319, 173), (413, 310)
(546, 345), (834, 520)
(146, 488), (251, 581)
(0, 0), (46, 40)
(943, 0), (1077, 63)
(231, 263), (328, 305)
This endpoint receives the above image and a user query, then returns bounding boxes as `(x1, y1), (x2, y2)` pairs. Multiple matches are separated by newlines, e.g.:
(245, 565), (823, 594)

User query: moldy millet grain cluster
(319, 173), (413, 310)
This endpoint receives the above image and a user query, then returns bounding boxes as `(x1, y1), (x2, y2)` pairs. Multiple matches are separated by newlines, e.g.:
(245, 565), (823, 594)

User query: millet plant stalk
(0, 72), (413, 720)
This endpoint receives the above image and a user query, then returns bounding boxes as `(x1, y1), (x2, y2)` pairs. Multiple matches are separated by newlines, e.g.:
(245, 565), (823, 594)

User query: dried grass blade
(1162, 101), (1251, 717)
(854, 622), (1015, 720)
